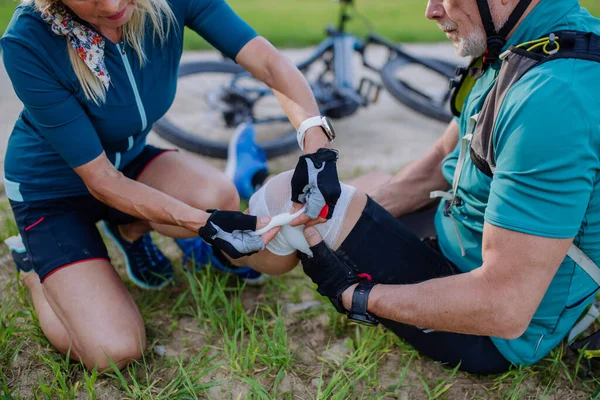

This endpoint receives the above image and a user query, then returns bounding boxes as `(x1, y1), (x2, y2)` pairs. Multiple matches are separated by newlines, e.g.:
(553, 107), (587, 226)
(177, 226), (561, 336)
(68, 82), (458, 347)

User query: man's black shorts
(328, 196), (512, 374)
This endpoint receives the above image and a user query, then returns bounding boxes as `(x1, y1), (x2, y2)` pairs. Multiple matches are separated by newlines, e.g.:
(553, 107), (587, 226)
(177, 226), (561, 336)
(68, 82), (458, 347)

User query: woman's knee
(77, 322), (146, 371)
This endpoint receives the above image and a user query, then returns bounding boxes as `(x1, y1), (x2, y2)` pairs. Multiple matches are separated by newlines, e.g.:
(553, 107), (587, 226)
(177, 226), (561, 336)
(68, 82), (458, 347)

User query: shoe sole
(101, 221), (172, 291)
(224, 123), (247, 181)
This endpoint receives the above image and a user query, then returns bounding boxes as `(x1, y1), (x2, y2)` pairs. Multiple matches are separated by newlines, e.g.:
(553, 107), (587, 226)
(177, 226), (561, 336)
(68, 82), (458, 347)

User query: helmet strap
(477, 0), (533, 64)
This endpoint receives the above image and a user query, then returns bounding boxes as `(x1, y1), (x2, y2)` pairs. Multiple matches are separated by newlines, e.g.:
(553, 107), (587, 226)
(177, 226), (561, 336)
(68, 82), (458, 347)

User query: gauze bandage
(249, 170), (355, 256)
(252, 207), (306, 236)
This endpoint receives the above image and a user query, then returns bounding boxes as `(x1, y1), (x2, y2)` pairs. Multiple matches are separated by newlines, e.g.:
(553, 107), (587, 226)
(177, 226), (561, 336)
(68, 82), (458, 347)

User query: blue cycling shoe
(102, 221), (174, 290)
(210, 250), (266, 286)
(224, 122), (268, 201)
(175, 237), (266, 286)
(175, 237), (211, 270)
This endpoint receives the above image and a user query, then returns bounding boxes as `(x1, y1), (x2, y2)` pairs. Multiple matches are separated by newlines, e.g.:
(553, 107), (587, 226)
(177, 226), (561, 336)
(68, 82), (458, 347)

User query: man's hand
(291, 148), (341, 226)
(301, 226), (359, 313)
(198, 210), (277, 259)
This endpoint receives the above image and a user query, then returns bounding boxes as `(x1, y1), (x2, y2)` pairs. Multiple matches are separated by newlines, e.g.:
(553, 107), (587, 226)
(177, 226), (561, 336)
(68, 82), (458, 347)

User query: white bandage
(252, 207), (306, 236)
(248, 170), (355, 256)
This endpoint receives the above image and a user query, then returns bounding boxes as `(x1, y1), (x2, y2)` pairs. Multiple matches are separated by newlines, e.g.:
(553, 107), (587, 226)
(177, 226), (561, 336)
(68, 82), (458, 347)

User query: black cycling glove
(300, 241), (359, 313)
(198, 210), (264, 259)
(291, 148), (341, 219)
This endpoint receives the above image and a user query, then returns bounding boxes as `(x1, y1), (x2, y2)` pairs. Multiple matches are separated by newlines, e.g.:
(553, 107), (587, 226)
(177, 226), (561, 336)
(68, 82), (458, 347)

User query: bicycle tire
(153, 60), (298, 159)
(380, 56), (456, 123)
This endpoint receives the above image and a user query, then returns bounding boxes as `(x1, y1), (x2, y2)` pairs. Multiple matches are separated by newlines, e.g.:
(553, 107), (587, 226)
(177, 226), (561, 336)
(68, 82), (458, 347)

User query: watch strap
(297, 116), (324, 152)
(351, 282), (375, 315)
(348, 282), (379, 326)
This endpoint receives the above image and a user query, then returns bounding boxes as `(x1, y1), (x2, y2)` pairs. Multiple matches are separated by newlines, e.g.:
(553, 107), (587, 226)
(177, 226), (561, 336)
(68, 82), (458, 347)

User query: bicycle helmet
(476, 0), (533, 64)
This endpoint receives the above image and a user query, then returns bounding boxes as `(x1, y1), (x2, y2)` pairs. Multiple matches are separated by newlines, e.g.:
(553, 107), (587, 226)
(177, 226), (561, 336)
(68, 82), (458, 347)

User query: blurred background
(2, 0), (599, 47)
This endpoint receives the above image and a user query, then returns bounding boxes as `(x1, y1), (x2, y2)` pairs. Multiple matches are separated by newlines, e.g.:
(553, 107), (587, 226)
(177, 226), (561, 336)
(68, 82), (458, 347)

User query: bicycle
(153, 0), (458, 159)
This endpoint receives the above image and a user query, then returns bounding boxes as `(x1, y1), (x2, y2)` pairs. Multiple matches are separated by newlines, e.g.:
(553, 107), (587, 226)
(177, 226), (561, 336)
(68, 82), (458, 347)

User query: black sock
(251, 169), (269, 191)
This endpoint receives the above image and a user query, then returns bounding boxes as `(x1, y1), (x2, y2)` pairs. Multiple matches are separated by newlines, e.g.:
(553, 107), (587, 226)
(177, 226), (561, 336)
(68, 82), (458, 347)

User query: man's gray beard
(455, 1), (509, 58)
(456, 28), (487, 57)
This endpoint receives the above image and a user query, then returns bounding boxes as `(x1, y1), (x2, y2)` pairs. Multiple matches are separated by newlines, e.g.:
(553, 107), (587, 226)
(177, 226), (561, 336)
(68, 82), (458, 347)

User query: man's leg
(345, 171), (392, 195)
(330, 197), (510, 374)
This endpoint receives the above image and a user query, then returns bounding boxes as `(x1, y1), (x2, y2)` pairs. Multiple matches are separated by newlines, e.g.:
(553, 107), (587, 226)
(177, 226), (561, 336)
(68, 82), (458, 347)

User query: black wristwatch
(347, 282), (379, 326)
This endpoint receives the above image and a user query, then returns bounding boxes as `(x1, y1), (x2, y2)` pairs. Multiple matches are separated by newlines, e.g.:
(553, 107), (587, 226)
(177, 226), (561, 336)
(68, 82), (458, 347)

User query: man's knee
(77, 323), (146, 371)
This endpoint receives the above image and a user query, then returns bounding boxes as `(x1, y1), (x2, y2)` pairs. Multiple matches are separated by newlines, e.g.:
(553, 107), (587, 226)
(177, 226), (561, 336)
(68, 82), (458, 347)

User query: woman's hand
(290, 148), (342, 226)
(198, 210), (278, 259)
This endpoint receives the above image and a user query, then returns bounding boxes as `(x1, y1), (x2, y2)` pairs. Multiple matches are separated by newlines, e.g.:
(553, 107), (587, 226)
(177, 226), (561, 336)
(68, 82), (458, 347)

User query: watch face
(321, 117), (336, 141)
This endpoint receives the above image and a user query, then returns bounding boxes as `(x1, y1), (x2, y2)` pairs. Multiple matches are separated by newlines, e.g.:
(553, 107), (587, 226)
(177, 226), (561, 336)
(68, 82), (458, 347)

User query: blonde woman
(1, 0), (340, 370)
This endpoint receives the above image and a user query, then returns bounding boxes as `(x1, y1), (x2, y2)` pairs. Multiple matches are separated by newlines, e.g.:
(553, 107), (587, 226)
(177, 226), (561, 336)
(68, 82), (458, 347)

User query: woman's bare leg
(21, 260), (145, 371)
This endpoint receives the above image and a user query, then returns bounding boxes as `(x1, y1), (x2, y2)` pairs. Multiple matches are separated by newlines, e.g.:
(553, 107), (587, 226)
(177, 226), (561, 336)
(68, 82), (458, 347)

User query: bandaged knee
(248, 170), (355, 256)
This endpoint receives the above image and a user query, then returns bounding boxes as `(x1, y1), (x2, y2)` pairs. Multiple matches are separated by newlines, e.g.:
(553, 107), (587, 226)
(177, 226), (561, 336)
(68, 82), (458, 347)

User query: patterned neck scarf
(41, 3), (111, 89)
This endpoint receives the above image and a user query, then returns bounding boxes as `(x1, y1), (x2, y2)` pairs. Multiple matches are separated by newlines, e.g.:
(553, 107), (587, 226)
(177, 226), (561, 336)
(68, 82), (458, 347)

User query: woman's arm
(182, 0), (328, 152)
(235, 37), (330, 154)
(75, 153), (208, 234)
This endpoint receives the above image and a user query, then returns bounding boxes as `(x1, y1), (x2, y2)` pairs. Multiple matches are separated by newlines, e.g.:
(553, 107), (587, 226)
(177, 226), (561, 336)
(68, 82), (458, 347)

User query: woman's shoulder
(1, 3), (63, 51)
(167, 0), (222, 20)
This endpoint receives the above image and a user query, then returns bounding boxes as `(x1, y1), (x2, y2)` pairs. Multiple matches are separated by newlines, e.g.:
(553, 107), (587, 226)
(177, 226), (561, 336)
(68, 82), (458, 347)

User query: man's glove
(198, 210), (264, 259)
(300, 240), (359, 313)
(291, 148), (341, 219)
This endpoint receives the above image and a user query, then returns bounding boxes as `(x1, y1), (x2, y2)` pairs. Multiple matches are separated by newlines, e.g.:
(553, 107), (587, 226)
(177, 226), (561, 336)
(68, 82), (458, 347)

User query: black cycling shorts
(332, 196), (511, 374)
(10, 145), (175, 283)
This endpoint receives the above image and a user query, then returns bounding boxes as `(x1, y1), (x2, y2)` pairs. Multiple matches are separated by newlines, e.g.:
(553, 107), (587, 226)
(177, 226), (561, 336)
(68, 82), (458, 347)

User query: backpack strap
(532, 31), (600, 70)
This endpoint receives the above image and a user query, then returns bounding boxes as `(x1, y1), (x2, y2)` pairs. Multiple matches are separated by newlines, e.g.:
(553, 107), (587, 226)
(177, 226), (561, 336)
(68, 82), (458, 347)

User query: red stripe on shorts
(41, 257), (110, 284)
(25, 217), (45, 231)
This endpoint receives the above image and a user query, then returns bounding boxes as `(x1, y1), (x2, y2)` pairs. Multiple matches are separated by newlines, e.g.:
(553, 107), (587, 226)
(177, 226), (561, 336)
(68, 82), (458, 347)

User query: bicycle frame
(222, 0), (454, 124)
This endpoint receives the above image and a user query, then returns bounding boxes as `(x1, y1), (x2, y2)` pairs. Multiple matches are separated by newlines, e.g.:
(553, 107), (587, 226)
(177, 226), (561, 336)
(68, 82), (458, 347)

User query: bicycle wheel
(153, 60), (297, 159)
(380, 56), (457, 123)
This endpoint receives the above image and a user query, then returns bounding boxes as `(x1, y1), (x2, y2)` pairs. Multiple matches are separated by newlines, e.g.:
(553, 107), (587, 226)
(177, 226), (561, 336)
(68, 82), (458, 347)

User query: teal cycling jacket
(435, 0), (600, 365)
(1, 0), (256, 201)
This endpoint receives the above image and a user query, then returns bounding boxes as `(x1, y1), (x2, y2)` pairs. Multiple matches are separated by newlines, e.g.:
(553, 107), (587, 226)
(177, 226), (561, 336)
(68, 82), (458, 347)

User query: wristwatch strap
(351, 282), (375, 315)
(297, 116), (324, 151)
(348, 282), (379, 326)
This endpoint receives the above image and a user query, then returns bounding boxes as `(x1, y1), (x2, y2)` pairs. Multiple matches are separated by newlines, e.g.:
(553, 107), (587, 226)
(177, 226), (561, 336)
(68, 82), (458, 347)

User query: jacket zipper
(114, 42), (147, 169)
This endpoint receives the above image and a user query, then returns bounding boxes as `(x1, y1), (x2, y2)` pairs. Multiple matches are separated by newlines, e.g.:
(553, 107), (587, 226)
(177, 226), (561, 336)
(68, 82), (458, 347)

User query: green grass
(1, 195), (600, 398)
(1, 0), (599, 50)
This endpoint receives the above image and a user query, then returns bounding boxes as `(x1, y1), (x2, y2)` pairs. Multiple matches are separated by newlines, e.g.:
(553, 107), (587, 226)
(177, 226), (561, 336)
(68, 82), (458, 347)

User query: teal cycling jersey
(1, 0), (257, 201)
(435, 0), (600, 365)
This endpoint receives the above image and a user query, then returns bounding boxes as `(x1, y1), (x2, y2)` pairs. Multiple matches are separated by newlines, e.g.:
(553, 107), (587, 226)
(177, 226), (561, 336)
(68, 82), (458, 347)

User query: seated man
(234, 0), (600, 376)
(229, 170), (512, 375)
(215, 0), (600, 376)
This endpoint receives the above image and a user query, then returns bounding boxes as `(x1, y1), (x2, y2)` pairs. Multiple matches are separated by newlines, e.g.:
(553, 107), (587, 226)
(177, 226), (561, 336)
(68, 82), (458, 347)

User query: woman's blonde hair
(26, 0), (175, 104)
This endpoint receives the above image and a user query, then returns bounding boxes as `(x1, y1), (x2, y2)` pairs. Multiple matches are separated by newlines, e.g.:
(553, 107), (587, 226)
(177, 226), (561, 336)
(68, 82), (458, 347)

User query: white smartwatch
(296, 116), (336, 152)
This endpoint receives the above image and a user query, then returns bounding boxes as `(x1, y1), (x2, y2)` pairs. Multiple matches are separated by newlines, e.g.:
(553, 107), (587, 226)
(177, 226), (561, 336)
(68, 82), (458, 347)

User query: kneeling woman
(229, 171), (513, 375)
(2, 0), (327, 371)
